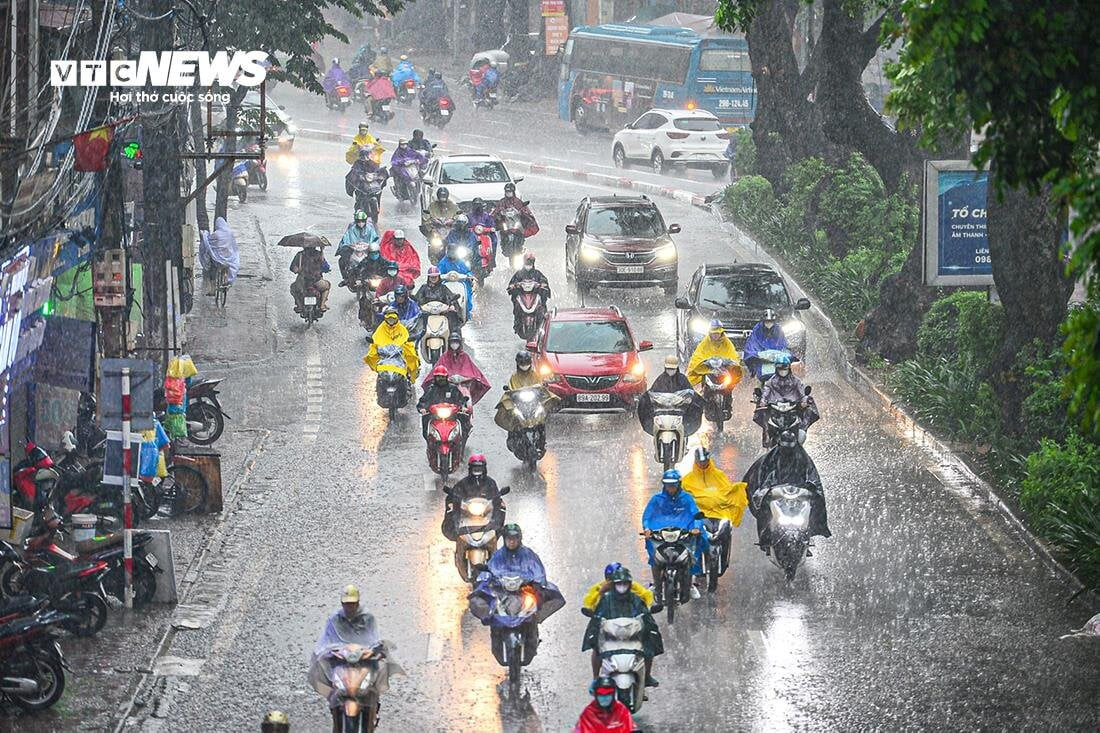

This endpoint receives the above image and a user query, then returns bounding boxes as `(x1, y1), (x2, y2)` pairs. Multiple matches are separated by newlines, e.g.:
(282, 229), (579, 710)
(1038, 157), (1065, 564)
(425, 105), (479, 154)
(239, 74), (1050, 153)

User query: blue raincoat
(487, 546), (546, 585)
(437, 250), (474, 318)
(742, 322), (790, 380)
(469, 545), (567, 626)
(337, 221), (380, 256)
(642, 489), (708, 572)
(391, 60), (420, 87)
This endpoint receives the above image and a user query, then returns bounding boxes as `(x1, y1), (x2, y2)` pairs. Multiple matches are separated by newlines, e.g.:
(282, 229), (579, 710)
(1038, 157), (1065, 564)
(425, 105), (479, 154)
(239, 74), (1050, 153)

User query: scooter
(425, 402), (465, 482)
(649, 390), (695, 470)
(595, 616), (647, 713)
(395, 78), (418, 104)
(371, 344), (411, 420)
(646, 526), (696, 624)
(421, 95), (454, 128)
(442, 271), (471, 326)
(471, 575), (542, 695)
(509, 280), (547, 341)
(365, 94), (395, 122)
(325, 83), (353, 112)
(318, 644), (387, 732)
(700, 517), (733, 592)
(186, 377), (229, 446)
(753, 483), (814, 582)
(497, 205), (529, 268)
(12, 442), (60, 512)
(390, 159), (422, 207)
(299, 286), (323, 326)
(418, 300), (455, 365)
(497, 386), (551, 470)
(698, 356), (740, 432)
(424, 218), (452, 265)
(445, 486), (509, 584)
(0, 605), (71, 712)
(472, 225), (495, 286)
(354, 172), (386, 225)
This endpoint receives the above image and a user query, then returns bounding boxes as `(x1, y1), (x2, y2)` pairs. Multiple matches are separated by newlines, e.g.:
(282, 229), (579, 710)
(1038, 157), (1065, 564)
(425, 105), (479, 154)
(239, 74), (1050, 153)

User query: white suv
(612, 108), (730, 178)
(419, 153), (521, 211)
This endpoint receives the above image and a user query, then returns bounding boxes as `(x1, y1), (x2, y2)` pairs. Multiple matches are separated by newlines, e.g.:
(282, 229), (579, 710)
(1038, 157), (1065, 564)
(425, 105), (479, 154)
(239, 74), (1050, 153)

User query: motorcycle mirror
(668, 223), (681, 234)
(753, 387), (763, 400)
(524, 340), (537, 352)
(522, 200), (530, 206)
(804, 385), (812, 395)
(442, 485), (453, 496)
(499, 486), (511, 495)
(581, 607), (594, 618)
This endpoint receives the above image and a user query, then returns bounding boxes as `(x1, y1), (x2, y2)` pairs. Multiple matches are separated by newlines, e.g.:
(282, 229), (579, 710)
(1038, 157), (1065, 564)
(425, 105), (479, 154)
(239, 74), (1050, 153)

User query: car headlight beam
(781, 319), (805, 336)
(579, 243), (602, 264)
(656, 243), (677, 262)
(689, 316), (710, 336)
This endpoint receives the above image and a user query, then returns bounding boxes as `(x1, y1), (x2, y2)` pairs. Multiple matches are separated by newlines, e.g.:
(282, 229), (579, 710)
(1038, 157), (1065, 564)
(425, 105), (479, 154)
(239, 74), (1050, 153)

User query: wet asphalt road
(116, 106), (1100, 732)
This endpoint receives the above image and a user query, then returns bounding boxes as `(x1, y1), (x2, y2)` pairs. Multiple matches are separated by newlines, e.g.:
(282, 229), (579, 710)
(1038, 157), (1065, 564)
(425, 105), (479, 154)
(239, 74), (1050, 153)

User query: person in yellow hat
(261, 710), (289, 732)
(687, 319), (742, 387)
(364, 307), (420, 382)
(681, 446), (747, 586)
(345, 121), (384, 166)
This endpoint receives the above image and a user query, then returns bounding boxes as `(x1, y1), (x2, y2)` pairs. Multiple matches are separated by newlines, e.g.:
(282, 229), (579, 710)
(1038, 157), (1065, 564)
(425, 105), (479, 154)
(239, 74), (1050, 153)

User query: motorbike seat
(0, 595), (41, 618)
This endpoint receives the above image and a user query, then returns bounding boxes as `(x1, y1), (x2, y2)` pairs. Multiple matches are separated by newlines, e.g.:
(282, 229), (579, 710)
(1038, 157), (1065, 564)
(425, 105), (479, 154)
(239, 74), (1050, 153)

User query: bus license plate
(617, 265), (644, 274)
(576, 393), (610, 403)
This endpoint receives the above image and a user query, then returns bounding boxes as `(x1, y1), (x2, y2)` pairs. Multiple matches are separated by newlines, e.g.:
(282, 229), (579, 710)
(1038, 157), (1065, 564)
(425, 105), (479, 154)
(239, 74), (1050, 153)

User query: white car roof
(438, 154), (504, 162)
(649, 108), (720, 121)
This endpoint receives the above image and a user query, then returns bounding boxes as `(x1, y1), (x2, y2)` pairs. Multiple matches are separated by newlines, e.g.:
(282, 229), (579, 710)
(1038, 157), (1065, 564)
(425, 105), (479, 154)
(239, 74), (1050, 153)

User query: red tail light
(405, 80), (415, 88)
(666, 131), (689, 139)
(336, 85), (350, 97)
(439, 97), (452, 109)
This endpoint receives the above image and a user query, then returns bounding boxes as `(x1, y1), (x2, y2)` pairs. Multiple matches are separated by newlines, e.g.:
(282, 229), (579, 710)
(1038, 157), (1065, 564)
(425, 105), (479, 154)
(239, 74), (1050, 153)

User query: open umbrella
(276, 232), (330, 248)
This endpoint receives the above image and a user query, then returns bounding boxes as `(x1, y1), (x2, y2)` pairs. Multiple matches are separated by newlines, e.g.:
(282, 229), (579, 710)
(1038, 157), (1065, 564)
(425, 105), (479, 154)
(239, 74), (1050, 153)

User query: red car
(526, 306), (653, 411)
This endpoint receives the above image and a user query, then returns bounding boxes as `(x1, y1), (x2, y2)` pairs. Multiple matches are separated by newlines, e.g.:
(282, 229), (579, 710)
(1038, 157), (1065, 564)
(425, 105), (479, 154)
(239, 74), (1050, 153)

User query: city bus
(557, 23), (755, 133)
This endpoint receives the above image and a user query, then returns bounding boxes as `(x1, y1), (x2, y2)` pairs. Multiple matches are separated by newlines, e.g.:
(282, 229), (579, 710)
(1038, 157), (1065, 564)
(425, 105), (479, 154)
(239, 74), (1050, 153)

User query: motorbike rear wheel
(9, 650), (65, 711)
(59, 590), (108, 637)
(706, 553), (720, 593)
(342, 712), (362, 733)
(186, 399), (224, 445)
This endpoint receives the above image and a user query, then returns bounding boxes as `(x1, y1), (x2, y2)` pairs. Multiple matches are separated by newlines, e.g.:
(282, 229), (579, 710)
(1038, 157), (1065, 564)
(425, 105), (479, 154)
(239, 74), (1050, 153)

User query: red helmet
(431, 365), (449, 378)
(468, 453), (487, 466)
(468, 454), (487, 475)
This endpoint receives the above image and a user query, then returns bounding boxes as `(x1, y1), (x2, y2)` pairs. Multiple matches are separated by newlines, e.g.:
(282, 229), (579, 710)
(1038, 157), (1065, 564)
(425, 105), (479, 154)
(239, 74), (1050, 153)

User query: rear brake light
(666, 132), (689, 140)
(406, 80), (415, 88)
(440, 98), (452, 108)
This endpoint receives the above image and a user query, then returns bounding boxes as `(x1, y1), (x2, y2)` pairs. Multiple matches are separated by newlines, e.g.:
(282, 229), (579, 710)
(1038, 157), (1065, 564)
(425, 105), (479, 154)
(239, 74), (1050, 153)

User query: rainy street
(106, 96), (1100, 731)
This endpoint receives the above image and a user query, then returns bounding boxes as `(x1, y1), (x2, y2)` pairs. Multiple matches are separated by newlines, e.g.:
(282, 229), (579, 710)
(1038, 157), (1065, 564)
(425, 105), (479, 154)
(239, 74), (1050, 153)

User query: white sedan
(419, 153), (522, 211)
(612, 108), (731, 178)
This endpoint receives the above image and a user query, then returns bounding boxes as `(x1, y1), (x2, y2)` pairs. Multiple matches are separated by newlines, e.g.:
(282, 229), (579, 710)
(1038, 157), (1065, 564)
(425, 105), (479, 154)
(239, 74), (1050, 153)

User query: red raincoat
(364, 75), (397, 101)
(573, 700), (636, 733)
(379, 230), (421, 286)
(420, 347), (491, 405)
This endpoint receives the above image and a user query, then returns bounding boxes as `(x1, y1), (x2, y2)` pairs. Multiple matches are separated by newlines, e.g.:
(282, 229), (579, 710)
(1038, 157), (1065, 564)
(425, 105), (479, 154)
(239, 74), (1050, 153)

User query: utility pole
(140, 0), (182, 374)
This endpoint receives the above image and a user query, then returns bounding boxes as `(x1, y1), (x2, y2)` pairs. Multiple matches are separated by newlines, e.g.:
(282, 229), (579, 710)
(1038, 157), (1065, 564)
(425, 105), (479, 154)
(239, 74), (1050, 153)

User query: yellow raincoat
(582, 580), (654, 611)
(506, 369), (542, 390)
(363, 320), (420, 380)
(682, 461), (747, 526)
(345, 132), (383, 166)
(687, 334), (742, 388)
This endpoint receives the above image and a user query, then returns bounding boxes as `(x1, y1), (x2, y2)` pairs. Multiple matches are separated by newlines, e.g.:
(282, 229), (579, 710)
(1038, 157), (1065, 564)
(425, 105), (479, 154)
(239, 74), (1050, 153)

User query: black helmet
(448, 331), (463, 346)
(504, 182), (516, 195)
(436, 186), (449, 201)
(413, 128), (424, 139)
(515, 351), (532, 369)
(609, 567), (632, 584)
(502, 523), (522, 539)
(471, 197), (485, 209)
(591, 676), (617, 709)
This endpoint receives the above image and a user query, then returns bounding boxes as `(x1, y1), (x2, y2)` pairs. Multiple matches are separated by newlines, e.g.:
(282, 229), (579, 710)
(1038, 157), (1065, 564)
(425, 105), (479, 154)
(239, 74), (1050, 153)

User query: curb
(296, 125), (1097, 610)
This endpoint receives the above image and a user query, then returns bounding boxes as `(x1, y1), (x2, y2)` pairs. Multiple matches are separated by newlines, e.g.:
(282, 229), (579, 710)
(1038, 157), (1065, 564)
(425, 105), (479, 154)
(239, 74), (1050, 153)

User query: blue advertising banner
(924, 161), (995, 286)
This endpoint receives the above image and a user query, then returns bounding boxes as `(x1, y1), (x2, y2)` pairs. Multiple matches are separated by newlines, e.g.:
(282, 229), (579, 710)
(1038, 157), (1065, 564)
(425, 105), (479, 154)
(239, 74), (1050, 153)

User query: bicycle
(213, 265), (229, 307)
(153, 453), (209, 517)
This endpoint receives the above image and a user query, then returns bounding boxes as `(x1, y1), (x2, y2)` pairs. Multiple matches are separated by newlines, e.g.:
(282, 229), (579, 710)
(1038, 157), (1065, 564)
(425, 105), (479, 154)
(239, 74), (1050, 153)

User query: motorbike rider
(682, 447), (747, 524)
(352, 241), (395, 285)
(651, 354), (693, 393)
(372, 46), (394, 75)
(345, 147), (389, 216)
(289, 244), (331, 312)
(470, 59), (501, 101)
(345, 122), (380, 166)
(364, 306), (420, 383)
(428, 331), (491, 405)
(310, 585), (392, 733)
(261, 710), (290, 733)
(573, 675), (639, 733)
(506, 351), (541, 390)
(438, 235), (475, 320)
(493, 182), (539, 235)
(322, 58), (351, 104)
(336, 210), (380, 285)
(743, 308), (791, 382)
(581, 567), (664, 687)
(389, 138), (428, 194)
(420, 186), (460, 235)
(467, 197), (498, 262)
(375, 261), (404, 298)
(421, 70), (450, 113)
(753, 353), (819, 447)
(409, 128), (433, 155)
(687, 319), (742, 387)
(414, 265), (461, 331)
(442, 454), (506, 541)
(642, 469), (707, 609)
(582, 562), (654, 614)
(417, 365), (470, 439)
(637, 355), (703, 437)
(391, 283), (421, 325)
(364, 68), (397, 114)
(391, 54), (420, 87)
(506, 252), (551, 330)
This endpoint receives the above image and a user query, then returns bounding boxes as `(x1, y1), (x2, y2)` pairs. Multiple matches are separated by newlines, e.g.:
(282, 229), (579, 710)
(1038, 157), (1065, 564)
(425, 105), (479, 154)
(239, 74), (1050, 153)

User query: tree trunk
(188, 98), (209, 233)
(987, 184), (1074, 434)
(214, 86), (248, 222)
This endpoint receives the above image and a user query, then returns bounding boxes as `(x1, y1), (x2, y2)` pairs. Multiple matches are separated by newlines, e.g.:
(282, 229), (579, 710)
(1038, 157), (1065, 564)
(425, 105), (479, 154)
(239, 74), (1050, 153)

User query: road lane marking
(425, 632), (444, 662)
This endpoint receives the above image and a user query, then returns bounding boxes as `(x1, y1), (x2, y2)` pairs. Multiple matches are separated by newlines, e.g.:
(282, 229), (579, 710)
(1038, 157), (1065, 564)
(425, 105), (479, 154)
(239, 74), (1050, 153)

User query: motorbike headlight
(455, 246), (469, 260)
(515, 390), (537, 402)
(520, 588), (538, 614)
(579, 243), (602, 264)
(656, 243), (677, 262)
(782, 319), (805, 336)
(435, 406), (454, 419)
(689, 317), (710, 337)
(430, 234), (443, 247)
(467, 499), (490, 517)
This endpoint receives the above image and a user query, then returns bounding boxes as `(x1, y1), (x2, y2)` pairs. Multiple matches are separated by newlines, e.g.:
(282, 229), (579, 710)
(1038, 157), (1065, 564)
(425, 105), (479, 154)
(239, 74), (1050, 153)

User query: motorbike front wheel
(663, 572), (677, 624)
(8, 650), (65, 711)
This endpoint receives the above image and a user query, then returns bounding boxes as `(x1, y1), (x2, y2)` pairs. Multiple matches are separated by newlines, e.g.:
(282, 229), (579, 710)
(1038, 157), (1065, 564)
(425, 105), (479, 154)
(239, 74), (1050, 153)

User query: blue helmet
(394, 283), (408, 297)
(775, 353), (792, 367)
(603, 562), (622, 579)
(661, 469), (682, 486)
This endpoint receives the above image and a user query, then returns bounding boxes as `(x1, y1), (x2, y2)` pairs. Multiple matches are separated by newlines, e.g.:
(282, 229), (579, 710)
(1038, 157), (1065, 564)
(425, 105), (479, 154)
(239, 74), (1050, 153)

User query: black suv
(565, 195), (680, 297)
(675, 263), (810, 362)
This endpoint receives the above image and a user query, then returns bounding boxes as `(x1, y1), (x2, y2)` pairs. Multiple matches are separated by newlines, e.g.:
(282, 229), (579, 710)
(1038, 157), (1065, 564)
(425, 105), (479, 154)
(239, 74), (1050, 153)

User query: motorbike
(595, 615), (647, 713)
(425, 402), (465, 482)
(753, 483), (815, 582)
(418, 300), (455, 365)
(390, 160), (423, 207)
(699, 517), (733, 593)
(472, 575), (543, 694)
(325, 83), (353, 112)
(443, 271), (471, 326)
(0, 604), (71, 712)
(496, 386), (552, 470)
(395, 78), (419, 104)
(649, 389), (696, 470)
(497, 205), (529, 268)
(698, 356), (740, 432)
(471, 225), (495, 286)
(509, 280), (547, 341)
(365, 94), (395, 123)
(755, 386), (815, 448)
(748, 348), (798, 387)
(351, 273), (384, 333)
(186, 376), (229, 446)
(231, 143), (268, 204)
(47, 434), (159, 522)
(421, 95), (454, 128)
(444, 486), (509, 584)
(342, 241), (372, 293)
(0, 540), (108, 638)
(646, 526), (696, 623)
(354, 172), (386, 225)
(299, 284), (324, 326)
(318, 644), (387, 732)
(12, 442), (60, 513)
(424, 218), (452, 264)
(473, 86), (500, 110)
(372, 344), (411, 420)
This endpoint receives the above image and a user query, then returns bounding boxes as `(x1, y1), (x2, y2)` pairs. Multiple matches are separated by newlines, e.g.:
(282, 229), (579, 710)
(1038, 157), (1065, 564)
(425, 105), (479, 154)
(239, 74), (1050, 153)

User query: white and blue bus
(557, 23), (755, 132)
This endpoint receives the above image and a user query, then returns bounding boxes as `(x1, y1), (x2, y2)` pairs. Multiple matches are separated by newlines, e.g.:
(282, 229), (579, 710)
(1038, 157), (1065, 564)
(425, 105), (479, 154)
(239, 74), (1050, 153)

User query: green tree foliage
(883, 0), (1100, 433)
(915, 291), (1004, 372)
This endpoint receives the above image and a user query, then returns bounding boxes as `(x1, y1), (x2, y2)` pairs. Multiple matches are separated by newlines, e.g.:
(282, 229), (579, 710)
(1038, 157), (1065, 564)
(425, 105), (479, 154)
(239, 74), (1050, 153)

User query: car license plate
(146, 553), (158, 568)
(441, 109), (450, 116)
(617, 265), (644, 274)
(303, 296), (318, 305)
(576, 393), (610, 403)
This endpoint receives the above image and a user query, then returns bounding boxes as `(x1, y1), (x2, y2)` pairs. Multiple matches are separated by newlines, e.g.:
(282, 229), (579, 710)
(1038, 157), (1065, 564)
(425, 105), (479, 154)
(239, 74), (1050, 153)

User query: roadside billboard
(923, 160), (994, 286)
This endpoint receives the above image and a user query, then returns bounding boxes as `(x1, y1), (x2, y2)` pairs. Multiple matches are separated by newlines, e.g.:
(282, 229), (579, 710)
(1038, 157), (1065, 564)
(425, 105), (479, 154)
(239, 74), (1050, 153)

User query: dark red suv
(526, 306), (653, 411)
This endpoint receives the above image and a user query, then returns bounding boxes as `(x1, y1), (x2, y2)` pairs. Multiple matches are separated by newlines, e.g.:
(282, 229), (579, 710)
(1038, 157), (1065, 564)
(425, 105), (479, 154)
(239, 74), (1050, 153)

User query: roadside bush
(809, 248), (892, 328)
(723, 175), (775, 232)
(916, 291), (1005, 372)
(1041, 481), (1100, 586)
(888, 358), (1000, 441)
(1019, 433), (1100, 525)
(733, 127), (756, 177)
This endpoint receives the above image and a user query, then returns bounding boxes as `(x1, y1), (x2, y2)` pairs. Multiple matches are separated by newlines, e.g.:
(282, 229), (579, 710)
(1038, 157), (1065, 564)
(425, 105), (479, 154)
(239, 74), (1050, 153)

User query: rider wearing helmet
(493, 181), (538, 253)
(642, 469), (707, 608)
(581, 566), (664, 688)
(352, 240), (395, 283)
(345, 121), (380, 166)
(336, 209), (381, 284)
(322, 57), (351, 105)
(409, 128), (433, 155)
(422, 185), (460, 233)
(416, 364), (470, 439)
(261, 711), (289, 733)
(506, 251), (551, 332)
(573, 675), (638, 732)
(687, 318), (741, 387)
(506, 351), (541, 390)
(637, 355), (703, 438)
(743, 307), (791, 382)
(414, 265), (461, 330)
(372, 46), (394, 75)
(754, 352), (819, 447)
(442, 454), (506, 540)
(379, 227), (422, 285)
(582, 561), (654, 613)
(649, 354), (692, 393)
(345, 146), (388, 217)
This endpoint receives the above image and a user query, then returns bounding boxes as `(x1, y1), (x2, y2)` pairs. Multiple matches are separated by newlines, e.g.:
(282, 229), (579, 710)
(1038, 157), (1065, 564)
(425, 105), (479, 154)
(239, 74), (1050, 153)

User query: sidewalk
(2, 216), (277, 732)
